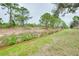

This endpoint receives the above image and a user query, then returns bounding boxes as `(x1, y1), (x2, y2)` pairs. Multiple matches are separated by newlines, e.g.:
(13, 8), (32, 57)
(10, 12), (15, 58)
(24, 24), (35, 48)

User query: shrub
(0, 30), (56, 47)
(27, 34), (35, 40)
(5, 35), (17, 45)
(0, 33), (36, 46)
(17, 33), (35, 42)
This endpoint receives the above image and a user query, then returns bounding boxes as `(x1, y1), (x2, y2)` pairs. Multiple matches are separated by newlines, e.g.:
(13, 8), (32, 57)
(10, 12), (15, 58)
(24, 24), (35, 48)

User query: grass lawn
(0, 29), (79, 56)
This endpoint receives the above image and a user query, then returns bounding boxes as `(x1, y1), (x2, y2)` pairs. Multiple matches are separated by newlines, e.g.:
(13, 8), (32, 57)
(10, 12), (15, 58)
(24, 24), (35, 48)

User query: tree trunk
(9, 7), (13, 26)
(45, 20), (48, 29)
(21, 20), (24, 26)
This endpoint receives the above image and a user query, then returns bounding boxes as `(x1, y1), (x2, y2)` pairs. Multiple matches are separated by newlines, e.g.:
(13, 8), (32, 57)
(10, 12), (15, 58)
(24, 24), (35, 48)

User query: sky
(0, 3), (79, 26)
(19, 3), (53, 24)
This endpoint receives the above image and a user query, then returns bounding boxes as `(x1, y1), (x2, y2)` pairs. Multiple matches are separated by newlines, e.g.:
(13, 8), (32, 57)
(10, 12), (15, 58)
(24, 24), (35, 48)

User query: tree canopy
(0, 3), (31, 27)
(40, 12), (68, 29)
(70, 16), (79, 28)
(52, 3), (79, 16)
(40, 13), (51, 29)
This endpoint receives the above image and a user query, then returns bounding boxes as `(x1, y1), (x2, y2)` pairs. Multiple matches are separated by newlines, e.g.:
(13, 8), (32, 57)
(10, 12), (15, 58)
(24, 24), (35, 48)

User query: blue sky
(0, 3), (79, 26)
(19, 3), (53, 24)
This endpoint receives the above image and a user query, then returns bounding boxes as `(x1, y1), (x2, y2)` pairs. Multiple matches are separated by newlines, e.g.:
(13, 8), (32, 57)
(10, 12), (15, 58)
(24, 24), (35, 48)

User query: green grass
(0, 34), (53, 56)
(0, 29), (79, 56)
(35, 29), (79, 56)
(0, 33), (36, 46)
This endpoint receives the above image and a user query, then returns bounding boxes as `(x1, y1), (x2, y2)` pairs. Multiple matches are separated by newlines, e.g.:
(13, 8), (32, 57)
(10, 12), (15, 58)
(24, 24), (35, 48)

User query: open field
(0, 29), (79, 56)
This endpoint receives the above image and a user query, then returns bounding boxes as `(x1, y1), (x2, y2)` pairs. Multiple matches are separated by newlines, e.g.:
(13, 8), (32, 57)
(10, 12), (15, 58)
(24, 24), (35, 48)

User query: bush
(0, 33), (37, 46)
(0, 23), (10, 28)
(0, 30), (56, 47)
(17, 33), (35, 42)
(5, 35), (17, 45)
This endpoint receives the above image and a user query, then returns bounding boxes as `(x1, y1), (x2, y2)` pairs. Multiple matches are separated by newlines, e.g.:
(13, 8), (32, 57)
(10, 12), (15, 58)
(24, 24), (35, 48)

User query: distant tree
(0, 18), (2, 24)
(15, 7), (30, 26)
(0, 3), (31, 27)
(11, 4), (19, 26)
(40, 13), (51, 29)
(0, 3), (19, 26)
(40, 12), (68, 29)
(70, 16), (79, 28)
(49, 16), (58, 28)
(50, 16), (68, 29)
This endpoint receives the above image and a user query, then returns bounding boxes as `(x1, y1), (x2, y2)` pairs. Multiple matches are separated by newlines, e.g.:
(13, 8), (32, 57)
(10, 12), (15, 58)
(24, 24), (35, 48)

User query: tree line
(40, 13), (68, 29)
(0, 3), (31, 27)
(0, 3), (79, 29)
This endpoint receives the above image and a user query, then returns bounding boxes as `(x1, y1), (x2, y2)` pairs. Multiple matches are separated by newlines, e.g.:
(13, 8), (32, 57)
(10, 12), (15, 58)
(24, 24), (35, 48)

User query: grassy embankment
(0, 29), (79, 56)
